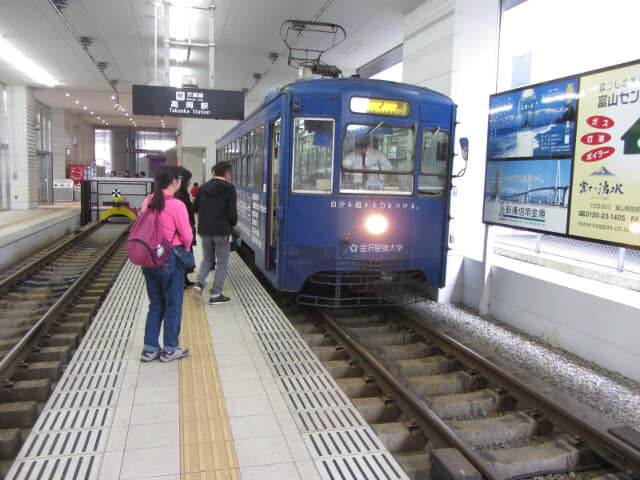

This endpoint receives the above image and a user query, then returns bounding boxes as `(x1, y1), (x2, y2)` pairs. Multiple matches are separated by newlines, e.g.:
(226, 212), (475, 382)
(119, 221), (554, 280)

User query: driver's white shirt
(343, 148), (392, 171)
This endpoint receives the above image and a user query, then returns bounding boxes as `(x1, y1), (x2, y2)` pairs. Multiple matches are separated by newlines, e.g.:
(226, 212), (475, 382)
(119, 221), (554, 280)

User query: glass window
(292, 118), (334, 193)
(247, 155), (255, 187)
(248, 130), (255, 154)
(95, 128), (112, 172)
(340, 123), (414, 195)
(255, 125), (264, 187)
(419, 128), (450, 196)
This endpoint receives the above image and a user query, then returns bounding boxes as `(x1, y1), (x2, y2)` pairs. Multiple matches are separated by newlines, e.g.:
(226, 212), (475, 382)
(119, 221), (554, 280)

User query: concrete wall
(181, 147), (206, 186)
(403, 0), (500, 302)
(179, 117), (235, 174)
(461, 256), (640, 382)
(52, 109), (94, 180)
(51, 108), (67, 179)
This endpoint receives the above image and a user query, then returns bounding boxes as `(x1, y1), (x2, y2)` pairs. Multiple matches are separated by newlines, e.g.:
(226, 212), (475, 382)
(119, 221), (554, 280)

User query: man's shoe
(184, 278), (195, 287)
(192, 281), (203, 291)
(160, 347), (189, 363)
(209, 294), (230, 305)
(141, 349), (161, 362)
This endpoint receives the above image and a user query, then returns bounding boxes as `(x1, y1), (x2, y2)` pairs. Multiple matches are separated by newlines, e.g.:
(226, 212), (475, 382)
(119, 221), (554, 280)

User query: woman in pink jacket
(140, 165), (193, 363)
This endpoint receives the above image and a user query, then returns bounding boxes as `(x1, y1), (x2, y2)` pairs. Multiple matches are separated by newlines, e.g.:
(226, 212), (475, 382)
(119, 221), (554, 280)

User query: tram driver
(342, 139), (392, 189)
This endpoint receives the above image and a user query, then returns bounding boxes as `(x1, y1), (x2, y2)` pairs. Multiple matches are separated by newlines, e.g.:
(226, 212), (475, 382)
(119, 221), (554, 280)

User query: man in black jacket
(193, 161), (237, 304)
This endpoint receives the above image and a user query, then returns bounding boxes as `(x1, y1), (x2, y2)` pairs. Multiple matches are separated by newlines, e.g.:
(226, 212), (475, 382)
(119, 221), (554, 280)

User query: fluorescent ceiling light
(0, 36), (58, 87)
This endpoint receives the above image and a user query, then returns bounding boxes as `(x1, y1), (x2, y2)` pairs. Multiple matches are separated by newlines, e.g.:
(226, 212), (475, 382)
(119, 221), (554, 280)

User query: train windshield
(340, 123), (414, 195)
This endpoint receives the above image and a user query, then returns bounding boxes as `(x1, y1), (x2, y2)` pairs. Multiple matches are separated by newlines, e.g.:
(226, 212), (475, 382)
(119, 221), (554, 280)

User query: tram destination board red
(132, 85), (244, 120)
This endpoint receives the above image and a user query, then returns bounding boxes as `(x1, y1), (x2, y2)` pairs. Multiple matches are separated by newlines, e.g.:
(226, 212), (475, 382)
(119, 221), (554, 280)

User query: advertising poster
(488, 78), (579, 160)
(568, 63), (640, 247)
(483, 158), (572, 233)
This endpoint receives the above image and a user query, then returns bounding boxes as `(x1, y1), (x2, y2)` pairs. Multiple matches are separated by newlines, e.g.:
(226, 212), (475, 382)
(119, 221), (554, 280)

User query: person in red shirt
(190, 182), (199, 200)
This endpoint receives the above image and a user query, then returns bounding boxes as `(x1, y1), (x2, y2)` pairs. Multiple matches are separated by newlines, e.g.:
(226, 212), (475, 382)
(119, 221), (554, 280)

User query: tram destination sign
(132, 85), (244, 120)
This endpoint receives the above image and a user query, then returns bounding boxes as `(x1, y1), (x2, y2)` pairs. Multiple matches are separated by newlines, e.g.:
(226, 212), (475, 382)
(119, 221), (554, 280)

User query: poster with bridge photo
(487, 78), (579, 160)
(483, 158), (572, 233)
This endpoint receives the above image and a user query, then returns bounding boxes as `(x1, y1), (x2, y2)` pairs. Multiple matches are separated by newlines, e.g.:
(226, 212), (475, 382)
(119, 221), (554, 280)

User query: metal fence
(493, 231), (640, 276)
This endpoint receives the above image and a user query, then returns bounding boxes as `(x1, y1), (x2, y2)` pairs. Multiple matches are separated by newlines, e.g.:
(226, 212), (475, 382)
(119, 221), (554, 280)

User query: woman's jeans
(141, 250), (185, 353)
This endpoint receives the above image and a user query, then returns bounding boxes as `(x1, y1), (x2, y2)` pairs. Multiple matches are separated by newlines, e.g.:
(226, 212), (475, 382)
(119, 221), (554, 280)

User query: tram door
(267, 118), (281, 272)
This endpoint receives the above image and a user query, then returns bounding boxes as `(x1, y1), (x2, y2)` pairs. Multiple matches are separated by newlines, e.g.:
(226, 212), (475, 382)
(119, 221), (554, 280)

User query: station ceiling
(0, 0), (423, 129)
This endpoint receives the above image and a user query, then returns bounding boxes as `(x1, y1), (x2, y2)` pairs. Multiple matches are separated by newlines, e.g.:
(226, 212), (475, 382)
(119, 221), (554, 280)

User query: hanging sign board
(482, 59), (640, 249)
(132, 85), (244, 120)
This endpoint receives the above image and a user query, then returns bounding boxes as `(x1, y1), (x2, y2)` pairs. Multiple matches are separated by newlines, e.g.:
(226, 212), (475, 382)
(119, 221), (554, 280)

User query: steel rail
(317, 310), (504, 480)
(399, 311), (640, 476)
(0, 221), (104, 291)
(0, 224), (129, 377)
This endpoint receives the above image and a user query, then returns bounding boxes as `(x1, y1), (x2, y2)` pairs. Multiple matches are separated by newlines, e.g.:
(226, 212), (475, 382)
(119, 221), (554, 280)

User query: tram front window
(292, 118), (334, 193)
(340, 123), (414, 195)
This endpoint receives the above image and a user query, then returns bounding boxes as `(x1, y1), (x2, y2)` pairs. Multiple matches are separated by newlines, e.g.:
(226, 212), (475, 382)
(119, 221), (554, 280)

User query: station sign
(482, 59), (640, 248)
(132, 85), (244, 120)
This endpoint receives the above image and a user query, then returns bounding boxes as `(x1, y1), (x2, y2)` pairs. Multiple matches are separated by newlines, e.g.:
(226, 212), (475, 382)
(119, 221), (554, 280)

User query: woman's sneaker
(160, 347), (189, 363)
(141, 349), (161, 362)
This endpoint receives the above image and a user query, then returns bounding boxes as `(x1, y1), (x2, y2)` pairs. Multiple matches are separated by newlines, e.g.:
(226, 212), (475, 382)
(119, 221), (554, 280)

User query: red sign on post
(68, 164), (87, 184)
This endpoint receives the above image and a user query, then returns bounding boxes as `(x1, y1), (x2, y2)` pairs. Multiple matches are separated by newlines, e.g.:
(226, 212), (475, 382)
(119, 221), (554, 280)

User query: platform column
(51, 108), (67, 181)
(403, 0), (500, 305)
(7, 85), (37, 209)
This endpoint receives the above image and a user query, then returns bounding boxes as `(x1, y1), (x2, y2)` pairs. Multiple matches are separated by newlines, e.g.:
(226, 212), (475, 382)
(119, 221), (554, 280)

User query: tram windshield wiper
(356, 121), (384, 145)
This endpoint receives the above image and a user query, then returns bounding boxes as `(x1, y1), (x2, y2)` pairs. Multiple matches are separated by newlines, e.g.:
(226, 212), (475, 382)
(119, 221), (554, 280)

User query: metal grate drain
(228, 255), (408, 479)
(7, 262), (146, 480)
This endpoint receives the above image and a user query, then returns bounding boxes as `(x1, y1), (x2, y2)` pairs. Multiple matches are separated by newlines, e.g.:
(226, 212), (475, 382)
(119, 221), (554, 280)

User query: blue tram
(217, 78), (457, 306)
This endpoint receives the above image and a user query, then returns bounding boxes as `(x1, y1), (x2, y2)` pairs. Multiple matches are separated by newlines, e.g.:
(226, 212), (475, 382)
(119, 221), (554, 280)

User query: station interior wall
(179, 116), (235, 178)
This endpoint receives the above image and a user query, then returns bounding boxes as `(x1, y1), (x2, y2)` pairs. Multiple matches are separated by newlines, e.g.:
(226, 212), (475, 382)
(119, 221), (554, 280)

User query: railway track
(0, 222), (129, 478)
(278, 302), (640, 479)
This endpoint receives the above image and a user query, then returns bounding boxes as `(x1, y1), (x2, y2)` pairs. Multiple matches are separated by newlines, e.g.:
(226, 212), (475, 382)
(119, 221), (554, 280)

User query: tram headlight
(365, 214), (388, 235)
(630, 219), (640, 234)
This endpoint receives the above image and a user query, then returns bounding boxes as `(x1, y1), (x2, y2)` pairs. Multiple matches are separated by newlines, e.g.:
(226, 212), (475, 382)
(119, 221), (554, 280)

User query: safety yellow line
(179, 288), (240, 479)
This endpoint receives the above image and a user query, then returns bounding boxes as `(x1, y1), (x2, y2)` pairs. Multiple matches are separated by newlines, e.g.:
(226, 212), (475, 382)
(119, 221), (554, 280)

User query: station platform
(6, 251), (405, 480)
(0, 204), (81, 271)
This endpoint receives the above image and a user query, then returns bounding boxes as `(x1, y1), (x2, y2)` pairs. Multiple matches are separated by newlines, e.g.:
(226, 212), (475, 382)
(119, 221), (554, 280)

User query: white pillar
(51, 108), (67, 179)
(8, 85), (37, 209)
(403, 0), (501, 304)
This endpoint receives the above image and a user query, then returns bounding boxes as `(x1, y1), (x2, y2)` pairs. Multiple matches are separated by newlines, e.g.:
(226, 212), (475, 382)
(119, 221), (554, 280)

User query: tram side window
(340, 123), (414, 195)
(419, 128), (449, 197)
(292, 118), (333, 193)
(247, 130), (255, 188)
(255, 125), (264, 187)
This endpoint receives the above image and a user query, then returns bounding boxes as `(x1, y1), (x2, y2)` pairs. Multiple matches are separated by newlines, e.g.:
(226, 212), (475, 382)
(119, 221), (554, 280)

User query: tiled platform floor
(8, 245), (403, 480)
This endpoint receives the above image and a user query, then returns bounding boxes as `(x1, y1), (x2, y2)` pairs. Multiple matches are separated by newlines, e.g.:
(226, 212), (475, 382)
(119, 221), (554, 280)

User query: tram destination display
(132, 85), (244, 120)
(482, 59), (640, 249)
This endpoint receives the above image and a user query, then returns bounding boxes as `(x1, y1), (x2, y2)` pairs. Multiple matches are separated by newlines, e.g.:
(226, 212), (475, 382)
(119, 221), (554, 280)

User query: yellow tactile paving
(179, 288), (240, 478)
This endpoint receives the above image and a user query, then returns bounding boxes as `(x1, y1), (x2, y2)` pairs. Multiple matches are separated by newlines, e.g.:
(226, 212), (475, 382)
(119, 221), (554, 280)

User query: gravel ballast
(404, 301), (640, 433)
